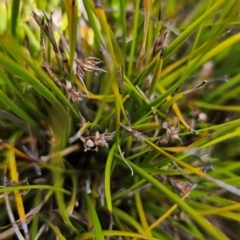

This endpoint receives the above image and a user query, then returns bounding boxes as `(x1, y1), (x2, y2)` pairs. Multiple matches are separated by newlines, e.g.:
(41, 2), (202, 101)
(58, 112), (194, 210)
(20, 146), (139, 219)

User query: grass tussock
(0, 0), (240, 239)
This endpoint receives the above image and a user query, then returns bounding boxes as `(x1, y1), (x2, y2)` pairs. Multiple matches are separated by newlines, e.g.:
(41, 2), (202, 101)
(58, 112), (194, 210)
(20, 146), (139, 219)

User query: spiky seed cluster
(168, 178), (192, 195)
(65, 80), (83, 103)
(32, 11), (107, 100)
(73, 57), (107, 95)
(151, 30), (167, 58)
(80, 130), (114, 152)
(159, 121), (183, 145)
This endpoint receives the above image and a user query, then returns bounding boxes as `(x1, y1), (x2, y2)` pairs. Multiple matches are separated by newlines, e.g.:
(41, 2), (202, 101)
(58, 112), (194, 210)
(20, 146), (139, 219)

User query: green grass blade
(0, 90), (38, 128)
(128, 160), (229, 240)
(84, 193), (105, 240)
(10, 0), (20, 37)
(104, 144), (116, 213)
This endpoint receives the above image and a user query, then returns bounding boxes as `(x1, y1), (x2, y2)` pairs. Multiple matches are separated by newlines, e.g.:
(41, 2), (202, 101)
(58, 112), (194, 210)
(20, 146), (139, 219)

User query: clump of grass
(0, 0), (240, 239)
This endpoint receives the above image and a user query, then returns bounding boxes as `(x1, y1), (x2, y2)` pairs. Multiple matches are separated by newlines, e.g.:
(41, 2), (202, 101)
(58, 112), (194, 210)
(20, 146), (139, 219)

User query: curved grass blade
(135, 192), (152, 236)
(93, 0), (114, 62)
(196, 101), (240, 112)
(0, 53), (72, 119)
(104, 144), (116, 215)
(127, 159), (229, 240)
(41, 216), (66, 240)
(112, 179), (147, 202)
(76, 230), (160, 240)
(0, 36), (79, 119)
(0, 185), (71, 195)
(83, 0), (104, 45)
(134, 0), (226, 86)
(183, 33), (240, 78)
(84, 193), (105, 240)
(0, 69), (23, 98)
(66, 166), (78, 215)
(0, 109), (31, 133)
(144, 138), (240, 197)
(0, 90), (38, 128)
(113, 207), (147, 234)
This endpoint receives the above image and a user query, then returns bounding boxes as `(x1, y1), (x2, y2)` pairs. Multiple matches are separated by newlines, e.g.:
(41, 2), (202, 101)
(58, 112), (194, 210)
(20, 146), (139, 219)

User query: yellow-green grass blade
(84, 193), (105, 240)
(83, 0), (104, 45)
(65, 0), (78, 78)
(127, 0), (141, 77)
(10, 0), (20, 37)
(41, 216), (66, 240)
(113, 207), (147, 234)
(0, 1), (7, 35)
(104, 144), (116, 213)
(76, 230), (160, 240)
(128, 159), (229, 240)
(134, 0), (226, 86)
(0, 90), (38, 128)
(0, 36), (79, 119)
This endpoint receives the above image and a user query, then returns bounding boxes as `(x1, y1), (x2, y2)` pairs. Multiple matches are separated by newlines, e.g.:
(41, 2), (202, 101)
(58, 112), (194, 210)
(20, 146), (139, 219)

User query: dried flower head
(80, 137), (97, 151)
(80, 130), (114, 152)
(74, 57), (106, 73)
(65, 80), (84, 103)
(73, 57), (107, 96)
(159, 120), (183, 145)
(174, 211), (189, 222)
(121, 124), (146, 142)
(169, 178), (192, 195)
(151, 31), (167, 58)
(32, 11), (58, 53)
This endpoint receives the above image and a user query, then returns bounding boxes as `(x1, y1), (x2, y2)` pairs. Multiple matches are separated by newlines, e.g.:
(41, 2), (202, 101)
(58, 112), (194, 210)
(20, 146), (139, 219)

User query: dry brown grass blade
(1, 191), (51, 239)
(38, 20), (63, 88)
(32, 11), (59, 54)
(4, 194), (25, 240)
